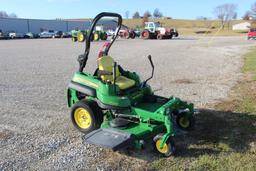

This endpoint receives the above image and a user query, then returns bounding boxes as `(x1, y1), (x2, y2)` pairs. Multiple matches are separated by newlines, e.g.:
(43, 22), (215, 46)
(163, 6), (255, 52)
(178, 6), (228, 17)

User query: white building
(232, 22), (251, 31)
(0, 18), (128, 34)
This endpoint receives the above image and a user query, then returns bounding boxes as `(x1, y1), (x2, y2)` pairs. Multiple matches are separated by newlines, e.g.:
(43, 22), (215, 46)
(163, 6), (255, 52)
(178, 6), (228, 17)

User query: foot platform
(83, 128), (134, 151)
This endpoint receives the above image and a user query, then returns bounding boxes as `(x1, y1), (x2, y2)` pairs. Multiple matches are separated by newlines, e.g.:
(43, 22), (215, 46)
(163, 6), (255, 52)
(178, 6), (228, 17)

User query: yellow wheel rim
(78, 33), (84, 42)
(94, 33), (99, 41)
(156, 139), (169, 154)
(179, 117), (190, 128)
(74, 107), (92, 129)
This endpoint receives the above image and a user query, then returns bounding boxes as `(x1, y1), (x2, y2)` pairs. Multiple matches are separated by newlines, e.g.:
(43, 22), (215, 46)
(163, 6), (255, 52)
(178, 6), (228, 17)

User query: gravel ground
(0, 36), (256, 170)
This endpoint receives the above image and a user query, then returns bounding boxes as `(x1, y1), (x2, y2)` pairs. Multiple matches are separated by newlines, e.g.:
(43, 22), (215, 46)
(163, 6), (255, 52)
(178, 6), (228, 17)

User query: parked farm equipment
(71, 26), (108, 42)
(248, 28), (256, 40)
(118, 29), (136, 39)
(141, 22), (179, 40)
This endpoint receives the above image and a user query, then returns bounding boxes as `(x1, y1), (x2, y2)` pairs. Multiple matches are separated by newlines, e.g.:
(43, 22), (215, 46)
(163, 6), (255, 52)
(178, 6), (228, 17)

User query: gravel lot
(0, 37), (256, 170)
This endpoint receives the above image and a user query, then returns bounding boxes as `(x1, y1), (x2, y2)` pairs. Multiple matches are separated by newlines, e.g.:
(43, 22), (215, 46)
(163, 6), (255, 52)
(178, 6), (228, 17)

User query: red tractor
(248, 28), (256, 40)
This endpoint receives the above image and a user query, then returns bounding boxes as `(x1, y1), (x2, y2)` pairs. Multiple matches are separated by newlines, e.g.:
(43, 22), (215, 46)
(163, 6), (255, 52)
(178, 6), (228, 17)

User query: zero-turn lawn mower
(67, 12), (195, 157)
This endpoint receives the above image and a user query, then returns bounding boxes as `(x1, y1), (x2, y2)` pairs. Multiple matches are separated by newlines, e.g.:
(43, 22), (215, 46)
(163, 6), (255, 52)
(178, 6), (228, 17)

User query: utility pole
(27, 19), (30, 32)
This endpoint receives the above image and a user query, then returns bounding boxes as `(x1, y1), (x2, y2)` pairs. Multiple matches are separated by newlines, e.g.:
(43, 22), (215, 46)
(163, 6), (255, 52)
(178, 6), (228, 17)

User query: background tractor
(71, 30), (89, 42)
(93, 25), (108, 41)
(141, 22), (179, 40)
(71, 26), (108, 42)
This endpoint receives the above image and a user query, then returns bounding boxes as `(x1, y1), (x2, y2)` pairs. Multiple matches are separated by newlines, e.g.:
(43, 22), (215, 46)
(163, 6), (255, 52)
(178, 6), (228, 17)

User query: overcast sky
(0, 0), (255, 19)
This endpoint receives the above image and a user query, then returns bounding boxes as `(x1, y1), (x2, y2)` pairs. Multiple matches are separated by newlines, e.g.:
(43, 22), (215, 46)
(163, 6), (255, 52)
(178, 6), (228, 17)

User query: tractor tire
(86, 33), (94, 42)
(129, 31), (136, 39)
(157, 33), (163, 40)
(141, 30), (150, 39)
(72, 37), (77, 42)
(71, 100), (103, 134)
(123, 31), (130, 39)
(93, 32), (100, 41)
(100, 32), (108, 40)
(77, 32), (85, 42)
(176, 112), (195, 131)
(169, 34), (173, 39)
(153, 134), (176, 157)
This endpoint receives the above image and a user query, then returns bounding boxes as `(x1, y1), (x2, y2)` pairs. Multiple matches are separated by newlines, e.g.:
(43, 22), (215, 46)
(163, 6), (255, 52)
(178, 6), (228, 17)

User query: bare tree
(232, 12), (237, 19)
(125, 11), (130, 19)
(143, 10), (152, 18)
(251, 2), (256, 18)
(9, 13), (18, 18)
(0, 11), (8, 18)
(132, 11), (140, 19)
(197, 16), (208, 20)
(243, 11), (252, 20)
(153, 8), (163, 18)
(142, 13), (149, 27)
(0, 11), (18, 18)
(213, 3), (237, 29)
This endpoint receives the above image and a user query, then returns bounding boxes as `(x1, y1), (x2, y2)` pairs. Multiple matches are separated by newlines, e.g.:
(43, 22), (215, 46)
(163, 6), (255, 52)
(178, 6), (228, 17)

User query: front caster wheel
(153, 134), (176, 157)
(176, 112), (195, 131)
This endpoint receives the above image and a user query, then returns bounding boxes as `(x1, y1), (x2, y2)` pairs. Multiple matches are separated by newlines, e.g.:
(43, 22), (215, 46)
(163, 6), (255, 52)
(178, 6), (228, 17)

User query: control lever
(141, 55), (154, 87)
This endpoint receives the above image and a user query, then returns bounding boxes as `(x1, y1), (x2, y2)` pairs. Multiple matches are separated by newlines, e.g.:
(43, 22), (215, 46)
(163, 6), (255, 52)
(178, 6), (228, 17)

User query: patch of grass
(188, 153), (256, 171)
(123, 19), (248, 36)
(243, 48), (256, 80)
(150, 48), (256, 171)
(123, 19), (245, 29)
(179, 28), (246, 36)
(92, 48), (256, 171)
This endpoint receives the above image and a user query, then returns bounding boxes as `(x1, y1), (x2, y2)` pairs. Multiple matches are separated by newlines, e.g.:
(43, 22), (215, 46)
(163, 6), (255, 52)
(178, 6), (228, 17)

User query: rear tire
(94, 32), (100, 41)
(141, 30), (150, 39)
(77, 32), (85, 42)
(129, 31), (136, 39)
(123, 31), (130, 39)
(169, 34), (173, 39)
(101, 32), (108, 40)
(157, 33), (163, 40)
(72, 37), (77, 42)
(71, 100), (103, 134)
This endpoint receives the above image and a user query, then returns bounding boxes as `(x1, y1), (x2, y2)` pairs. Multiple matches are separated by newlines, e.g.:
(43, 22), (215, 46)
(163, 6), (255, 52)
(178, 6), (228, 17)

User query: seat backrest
(97, 56), (120, 82)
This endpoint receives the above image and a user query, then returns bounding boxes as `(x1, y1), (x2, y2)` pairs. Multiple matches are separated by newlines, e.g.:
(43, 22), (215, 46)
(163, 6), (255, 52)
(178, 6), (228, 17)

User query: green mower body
(67, 12), (195, 157)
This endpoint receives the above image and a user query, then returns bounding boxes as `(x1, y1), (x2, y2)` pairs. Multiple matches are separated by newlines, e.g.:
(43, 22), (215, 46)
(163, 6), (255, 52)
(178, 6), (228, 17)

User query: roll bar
(78, 12), (122, 72)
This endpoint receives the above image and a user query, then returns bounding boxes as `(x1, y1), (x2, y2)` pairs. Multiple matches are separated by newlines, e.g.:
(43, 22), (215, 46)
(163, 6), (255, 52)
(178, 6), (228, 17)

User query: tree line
(0, 11), (18, 18)
(124, 9), (164, 19)
(201, 2), (256, 29)
(242, 2), (256, 20)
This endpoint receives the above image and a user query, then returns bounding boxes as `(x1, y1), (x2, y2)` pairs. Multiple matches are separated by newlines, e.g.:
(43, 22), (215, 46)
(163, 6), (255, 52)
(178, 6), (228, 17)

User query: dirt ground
(0, 36), (256, 170)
